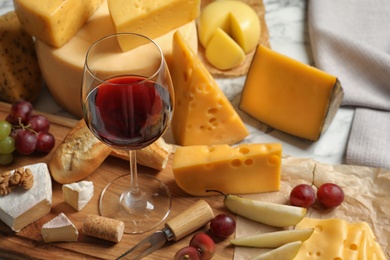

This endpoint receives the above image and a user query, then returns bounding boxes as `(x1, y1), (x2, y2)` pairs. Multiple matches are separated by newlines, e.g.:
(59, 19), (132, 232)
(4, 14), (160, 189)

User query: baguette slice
(49, 119), (112, 184)
(111, 137), (173, 171)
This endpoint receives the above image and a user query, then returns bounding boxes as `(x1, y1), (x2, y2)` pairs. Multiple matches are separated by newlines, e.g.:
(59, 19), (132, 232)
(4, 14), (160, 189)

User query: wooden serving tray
(0, 101), (233, 259)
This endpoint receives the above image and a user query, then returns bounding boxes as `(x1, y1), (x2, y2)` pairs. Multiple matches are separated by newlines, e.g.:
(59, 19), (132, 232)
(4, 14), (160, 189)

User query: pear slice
(230, 228), (314, 248)
(224, 194), (307, 227)
(250, 241), (302, 260)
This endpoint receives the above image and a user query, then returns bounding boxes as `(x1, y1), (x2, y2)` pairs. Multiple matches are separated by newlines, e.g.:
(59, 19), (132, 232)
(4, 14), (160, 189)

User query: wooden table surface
(0, 101), (234, 259)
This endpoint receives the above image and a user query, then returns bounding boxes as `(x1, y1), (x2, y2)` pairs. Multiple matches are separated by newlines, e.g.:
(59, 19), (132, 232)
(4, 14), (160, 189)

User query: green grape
(0, 120), (12, 141)
(0, 153), (13, 165)
(0, 136), (15, 154)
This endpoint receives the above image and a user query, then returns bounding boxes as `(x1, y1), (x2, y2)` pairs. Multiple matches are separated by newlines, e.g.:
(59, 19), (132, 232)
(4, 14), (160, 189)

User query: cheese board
(0, 101), (234, 259)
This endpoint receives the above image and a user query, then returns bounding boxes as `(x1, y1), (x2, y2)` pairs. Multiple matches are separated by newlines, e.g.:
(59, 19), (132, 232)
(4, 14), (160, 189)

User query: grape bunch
(0, 100), (55, 165)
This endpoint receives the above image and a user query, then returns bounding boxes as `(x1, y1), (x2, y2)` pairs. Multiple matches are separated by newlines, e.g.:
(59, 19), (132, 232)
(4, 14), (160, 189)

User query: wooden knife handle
(165, 200), (214, 241)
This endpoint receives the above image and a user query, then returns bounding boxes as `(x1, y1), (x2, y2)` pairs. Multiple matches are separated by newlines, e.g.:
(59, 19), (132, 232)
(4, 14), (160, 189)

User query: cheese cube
(108, 0), (200, 50)
(13, 0), (104, 47)
(62, 181), (94, 211)
(0, 163), (52, 232)
(171, 31), (249, 146)
(0, 11), (42, 103)
(41, 213), (79, 243)
(172, 143), (282, 196)
(239, 45), (344, 141)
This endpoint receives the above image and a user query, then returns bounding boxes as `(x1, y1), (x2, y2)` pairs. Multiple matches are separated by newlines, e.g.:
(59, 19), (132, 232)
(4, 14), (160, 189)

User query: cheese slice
(171, 31), (249, 146)
(294, 218), (387, 260)
(295, 218), (348, 259)
(13, 0), (104, 47)
(108, 0), (200, 50)
(35, 1), (198, 118)
(0, 163), (52, 232)
(62, 181), (94, 211)
(41, 213), (79, 243)
(239, 45), (344, 141)
(172, 143), (281, 196)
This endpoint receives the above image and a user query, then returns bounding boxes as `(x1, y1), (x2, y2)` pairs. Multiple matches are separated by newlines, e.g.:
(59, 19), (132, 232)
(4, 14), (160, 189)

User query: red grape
(290, 184), (316, 208)
(10, 100), (33, 124)
(28, 114), (50, 132)
(189, 233), (215, 260)
(317, 183), (344, 208)
(174, 246), (201, 260)
(36, 132), (55, 153)
(210, 214), (236, 238)
(15, 129), (37, 155)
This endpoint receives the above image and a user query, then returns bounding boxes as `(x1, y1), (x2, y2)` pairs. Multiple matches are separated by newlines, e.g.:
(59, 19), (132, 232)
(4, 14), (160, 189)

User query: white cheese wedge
(41, 213), (79, 243)
(62, 181), (94, 211)
(0, 163), (52, 232)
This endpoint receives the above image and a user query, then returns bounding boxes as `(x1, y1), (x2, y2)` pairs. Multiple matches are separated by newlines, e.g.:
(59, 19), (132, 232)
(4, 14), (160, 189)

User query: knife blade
(117, 200), (214, 259)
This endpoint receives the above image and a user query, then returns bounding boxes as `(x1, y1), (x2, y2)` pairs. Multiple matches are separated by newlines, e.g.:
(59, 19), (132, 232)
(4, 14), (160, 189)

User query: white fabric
(308, 0), (390, 169)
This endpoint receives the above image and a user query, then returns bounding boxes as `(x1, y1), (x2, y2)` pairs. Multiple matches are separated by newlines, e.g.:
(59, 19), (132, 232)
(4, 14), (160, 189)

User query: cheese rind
(0, 163), (52, 232)
(172, 143), (281, 196)
(171, 31), (248, 146)
(239, 45), (343, 141)
(35, 1), (198, 117)
(14, 0), (104, 47)
(62, 181), (94, 211)
(41, 213), (79, 243)
(108, 0), (200, 50)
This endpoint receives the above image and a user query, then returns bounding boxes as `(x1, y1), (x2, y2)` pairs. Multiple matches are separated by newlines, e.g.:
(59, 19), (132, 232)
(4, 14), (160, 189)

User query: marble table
(0, 0), (354, 166)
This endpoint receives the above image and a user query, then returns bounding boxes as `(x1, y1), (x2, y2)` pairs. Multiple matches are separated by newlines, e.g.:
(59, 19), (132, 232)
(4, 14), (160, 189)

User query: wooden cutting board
(0, 101), (234, 259)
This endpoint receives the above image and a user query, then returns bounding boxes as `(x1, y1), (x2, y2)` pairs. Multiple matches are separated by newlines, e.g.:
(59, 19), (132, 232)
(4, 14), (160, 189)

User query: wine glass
(81, 33), (174, 234)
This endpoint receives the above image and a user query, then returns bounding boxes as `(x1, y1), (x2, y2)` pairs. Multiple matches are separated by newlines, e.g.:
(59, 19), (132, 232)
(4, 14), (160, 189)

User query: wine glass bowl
(81, 33), (174, 234)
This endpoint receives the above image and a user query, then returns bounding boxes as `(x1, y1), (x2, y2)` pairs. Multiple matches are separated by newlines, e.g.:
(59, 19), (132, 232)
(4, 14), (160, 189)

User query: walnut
(0, 171), (11, 196)
(0, 168), (34, 196)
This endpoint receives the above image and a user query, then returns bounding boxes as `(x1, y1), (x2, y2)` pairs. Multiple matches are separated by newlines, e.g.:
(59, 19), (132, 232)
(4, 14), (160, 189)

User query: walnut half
(0, 168), (34, 196)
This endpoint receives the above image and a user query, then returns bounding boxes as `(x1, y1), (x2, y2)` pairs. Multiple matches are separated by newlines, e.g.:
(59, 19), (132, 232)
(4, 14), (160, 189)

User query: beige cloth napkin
(308, 0), (390, 169)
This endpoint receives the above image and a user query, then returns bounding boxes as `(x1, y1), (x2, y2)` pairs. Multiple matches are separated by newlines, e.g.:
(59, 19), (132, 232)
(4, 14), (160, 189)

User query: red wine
(84, 75), (172, 149)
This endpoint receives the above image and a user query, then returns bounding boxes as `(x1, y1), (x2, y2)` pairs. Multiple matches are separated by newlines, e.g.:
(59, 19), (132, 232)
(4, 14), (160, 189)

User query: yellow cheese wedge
(172, 143), (282, 196)
(239, 45), (344, 141)
(171, 31), (249, 146)
(205, 28), (245, 70)
(108, 0), (200, 50)
(14, 0), (104, 47)
(35, 1), (198, 118)
(198, 0), (260, 53)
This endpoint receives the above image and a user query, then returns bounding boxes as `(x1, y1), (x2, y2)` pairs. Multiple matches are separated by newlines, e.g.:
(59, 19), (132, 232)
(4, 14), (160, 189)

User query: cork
(82, 214), (125, 243)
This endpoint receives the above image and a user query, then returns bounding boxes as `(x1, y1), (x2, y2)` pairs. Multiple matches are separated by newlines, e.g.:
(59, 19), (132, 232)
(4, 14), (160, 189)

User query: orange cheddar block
(172, 143), (282, 196)
(171, 31), (249, 146)
(239, 45), (344, 141)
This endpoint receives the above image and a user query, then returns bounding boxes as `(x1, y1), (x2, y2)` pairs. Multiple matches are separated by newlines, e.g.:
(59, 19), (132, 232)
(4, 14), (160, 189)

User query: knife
(116, 200), (215, 259)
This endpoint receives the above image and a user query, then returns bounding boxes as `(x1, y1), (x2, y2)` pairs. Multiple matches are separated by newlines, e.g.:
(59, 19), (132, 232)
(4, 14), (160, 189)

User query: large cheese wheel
(35, 1), (198, 117)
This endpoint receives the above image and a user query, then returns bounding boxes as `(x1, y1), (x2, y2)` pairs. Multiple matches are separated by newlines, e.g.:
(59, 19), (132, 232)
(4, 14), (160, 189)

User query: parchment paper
(234, 156), (390, 259)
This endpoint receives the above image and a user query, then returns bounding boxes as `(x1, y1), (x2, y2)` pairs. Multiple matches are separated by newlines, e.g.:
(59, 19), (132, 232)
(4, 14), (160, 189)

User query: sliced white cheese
(41, 213), (79, 243)
(62, 181), (94, 211)
(0, 163), (52, 232)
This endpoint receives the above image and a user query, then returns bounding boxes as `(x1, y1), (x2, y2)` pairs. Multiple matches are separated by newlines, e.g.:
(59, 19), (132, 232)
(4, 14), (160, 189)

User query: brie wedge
(62, 180), (94, 211)
(41, 213), (79, 242)
(0, 162), (52, 232)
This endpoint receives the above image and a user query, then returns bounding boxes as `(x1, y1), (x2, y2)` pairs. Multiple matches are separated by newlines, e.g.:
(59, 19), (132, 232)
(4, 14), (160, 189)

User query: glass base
(99, 174), (172, 234)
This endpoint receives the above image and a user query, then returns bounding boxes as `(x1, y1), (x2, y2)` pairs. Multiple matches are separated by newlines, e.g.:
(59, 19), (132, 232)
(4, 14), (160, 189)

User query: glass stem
(129, 150), (141, 196)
